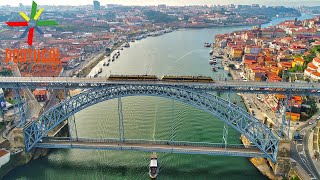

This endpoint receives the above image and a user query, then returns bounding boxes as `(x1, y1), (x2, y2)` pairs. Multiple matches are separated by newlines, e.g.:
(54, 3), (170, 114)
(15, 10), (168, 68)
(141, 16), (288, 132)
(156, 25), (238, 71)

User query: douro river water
(4, 14), (313, 180)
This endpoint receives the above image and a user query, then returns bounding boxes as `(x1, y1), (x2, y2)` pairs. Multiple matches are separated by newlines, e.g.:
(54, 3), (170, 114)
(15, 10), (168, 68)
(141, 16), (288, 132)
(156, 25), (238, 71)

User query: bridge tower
(276, 94), (293, 139)
(64, 89), (79, 142)
(12, 88), (29, 127)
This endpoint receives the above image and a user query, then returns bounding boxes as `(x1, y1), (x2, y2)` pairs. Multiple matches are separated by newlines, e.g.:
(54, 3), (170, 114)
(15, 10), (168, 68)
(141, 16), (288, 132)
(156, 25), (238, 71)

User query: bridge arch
(24, 84), (279, 162)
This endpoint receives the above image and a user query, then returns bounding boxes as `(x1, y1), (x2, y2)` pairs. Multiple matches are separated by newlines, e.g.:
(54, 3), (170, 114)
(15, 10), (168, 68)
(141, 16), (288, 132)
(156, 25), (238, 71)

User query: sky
(0, 0), (319, 7)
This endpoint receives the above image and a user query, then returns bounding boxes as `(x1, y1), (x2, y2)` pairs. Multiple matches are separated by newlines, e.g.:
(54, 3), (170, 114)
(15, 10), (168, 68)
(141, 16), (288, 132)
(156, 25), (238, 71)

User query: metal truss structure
(24, 84), (279, 162)
(12, 89), (29, 127)
(1, 76), (320, 95)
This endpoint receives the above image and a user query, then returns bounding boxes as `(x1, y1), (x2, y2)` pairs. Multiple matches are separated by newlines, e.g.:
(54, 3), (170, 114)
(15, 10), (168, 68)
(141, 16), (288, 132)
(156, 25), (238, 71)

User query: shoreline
(1, 13), (309, 178)
(226, 67), (276, 179)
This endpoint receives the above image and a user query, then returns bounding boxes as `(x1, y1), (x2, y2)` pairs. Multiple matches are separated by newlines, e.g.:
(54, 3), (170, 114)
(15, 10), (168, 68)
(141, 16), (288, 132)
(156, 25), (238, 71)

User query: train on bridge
(108, 75), (215, 82)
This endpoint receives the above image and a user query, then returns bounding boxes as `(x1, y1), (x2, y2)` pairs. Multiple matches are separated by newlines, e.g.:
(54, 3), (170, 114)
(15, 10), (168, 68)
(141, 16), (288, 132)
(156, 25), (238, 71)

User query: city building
(93, 0), (100, 10)
(0, 149), (10, 168)
(33, 89), (49, 102)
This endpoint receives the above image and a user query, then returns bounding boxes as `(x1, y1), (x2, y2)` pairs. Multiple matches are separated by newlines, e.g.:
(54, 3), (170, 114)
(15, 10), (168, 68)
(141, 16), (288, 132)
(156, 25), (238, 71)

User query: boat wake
(174, 49), (202, 63)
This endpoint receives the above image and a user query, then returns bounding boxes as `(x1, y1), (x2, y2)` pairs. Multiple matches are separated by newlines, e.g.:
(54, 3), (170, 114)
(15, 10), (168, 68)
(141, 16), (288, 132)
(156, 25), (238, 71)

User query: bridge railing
(42, 137), (259, 150)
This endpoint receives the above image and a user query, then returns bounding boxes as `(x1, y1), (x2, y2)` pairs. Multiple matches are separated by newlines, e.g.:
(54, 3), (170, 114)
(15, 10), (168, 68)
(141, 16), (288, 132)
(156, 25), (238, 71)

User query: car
(308, 121), (313, 125)
(317, 116), (320, 120)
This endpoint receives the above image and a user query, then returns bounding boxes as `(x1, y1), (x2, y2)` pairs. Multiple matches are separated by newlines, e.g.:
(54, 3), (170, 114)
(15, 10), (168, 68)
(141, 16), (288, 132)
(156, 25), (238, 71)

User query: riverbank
(6, 14), (316, 179)
(0, 124), (70, 179)
(226, 67), (276, 179)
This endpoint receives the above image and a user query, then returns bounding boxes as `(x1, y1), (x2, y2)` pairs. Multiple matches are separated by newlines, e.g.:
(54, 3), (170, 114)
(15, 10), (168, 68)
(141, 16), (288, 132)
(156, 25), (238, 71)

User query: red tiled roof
(305, 68), (314, 73)
(308, 62), (317, 70)
(0, 149), (9, 157)
(312, 71), (320, 77)
(314, 57), (320, 63)
(33, 90), (48, 96)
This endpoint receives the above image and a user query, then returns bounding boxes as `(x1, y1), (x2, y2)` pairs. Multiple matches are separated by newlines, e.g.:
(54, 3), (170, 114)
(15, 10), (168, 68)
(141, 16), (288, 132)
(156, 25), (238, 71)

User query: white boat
(204, 43), (211, 47)
(209, 50), (213, 55)
(149, 153), (159, 179)
(123, 42), (130, 48)
(209, 59), (217, 65)
(212, 66), (218, 72)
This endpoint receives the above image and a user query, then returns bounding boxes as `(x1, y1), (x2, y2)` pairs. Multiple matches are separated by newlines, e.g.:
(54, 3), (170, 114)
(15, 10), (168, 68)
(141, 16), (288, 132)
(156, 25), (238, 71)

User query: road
(0, 77), (320, 95)
(291, 124), (320, 180)
(35, 139), (267, 158)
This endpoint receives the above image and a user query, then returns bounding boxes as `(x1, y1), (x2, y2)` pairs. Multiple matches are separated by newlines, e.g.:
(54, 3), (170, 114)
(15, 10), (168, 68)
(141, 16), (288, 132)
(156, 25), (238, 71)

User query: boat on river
(209, 58), (217, 65)
(212, 66), (218, 72)
(123, 42), (130, 48)
(204, 43), (211, 47)
(149, 153), (159, 179)
(98, 68), (102, 74)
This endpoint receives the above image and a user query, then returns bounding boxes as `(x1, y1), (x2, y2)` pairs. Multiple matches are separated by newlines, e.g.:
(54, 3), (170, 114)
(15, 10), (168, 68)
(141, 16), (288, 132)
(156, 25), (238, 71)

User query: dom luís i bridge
(1, 75), (320, 167)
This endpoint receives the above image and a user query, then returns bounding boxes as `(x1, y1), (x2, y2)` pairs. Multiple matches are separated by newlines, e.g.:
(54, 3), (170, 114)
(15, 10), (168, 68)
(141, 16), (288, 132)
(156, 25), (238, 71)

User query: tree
(228, 64), (235, 69)
(305, 78), (310, 82)
(303, 98), (318, 117)
(291, 176), (300, 180)
(144, 10), (178, 23)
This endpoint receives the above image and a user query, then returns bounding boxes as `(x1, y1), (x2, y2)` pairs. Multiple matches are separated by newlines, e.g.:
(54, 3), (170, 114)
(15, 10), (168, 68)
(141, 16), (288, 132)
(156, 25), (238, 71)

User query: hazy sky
(0, 0), (319, 7)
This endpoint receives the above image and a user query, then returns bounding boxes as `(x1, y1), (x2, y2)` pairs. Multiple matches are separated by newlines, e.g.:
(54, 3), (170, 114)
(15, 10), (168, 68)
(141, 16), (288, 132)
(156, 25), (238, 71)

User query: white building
(0, 149), (10, 168)
(304, 57), (320, 81)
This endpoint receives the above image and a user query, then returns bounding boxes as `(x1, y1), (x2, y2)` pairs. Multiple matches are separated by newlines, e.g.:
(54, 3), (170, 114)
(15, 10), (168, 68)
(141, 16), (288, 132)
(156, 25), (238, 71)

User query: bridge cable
(118, 97), (124, 142)
(223, 89), (230, 150)
(171, 99), (175, 144)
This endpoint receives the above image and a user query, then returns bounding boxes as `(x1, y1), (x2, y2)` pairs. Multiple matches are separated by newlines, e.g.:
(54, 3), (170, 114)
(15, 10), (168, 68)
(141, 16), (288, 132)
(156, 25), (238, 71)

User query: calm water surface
(4, 14), (313, 180)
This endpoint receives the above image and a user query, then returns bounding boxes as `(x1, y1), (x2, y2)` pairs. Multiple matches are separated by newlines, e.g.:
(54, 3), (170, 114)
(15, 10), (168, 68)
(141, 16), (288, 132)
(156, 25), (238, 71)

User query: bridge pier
(276, 94), (293, 139)
(272, 140), (291, 179)
(64, 88), (79, 142)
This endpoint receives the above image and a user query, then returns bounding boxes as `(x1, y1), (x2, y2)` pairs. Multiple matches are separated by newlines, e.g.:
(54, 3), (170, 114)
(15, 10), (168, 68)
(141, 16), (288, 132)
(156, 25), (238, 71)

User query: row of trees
(288, 45), (320, 73)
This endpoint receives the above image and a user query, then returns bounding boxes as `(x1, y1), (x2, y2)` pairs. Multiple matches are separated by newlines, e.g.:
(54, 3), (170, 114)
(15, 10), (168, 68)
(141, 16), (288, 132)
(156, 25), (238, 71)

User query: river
(4, 13), (313, 180)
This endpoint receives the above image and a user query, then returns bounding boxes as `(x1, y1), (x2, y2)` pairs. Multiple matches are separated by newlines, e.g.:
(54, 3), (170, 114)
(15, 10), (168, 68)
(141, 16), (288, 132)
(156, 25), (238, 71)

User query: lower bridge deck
(35, 138), (269, 158)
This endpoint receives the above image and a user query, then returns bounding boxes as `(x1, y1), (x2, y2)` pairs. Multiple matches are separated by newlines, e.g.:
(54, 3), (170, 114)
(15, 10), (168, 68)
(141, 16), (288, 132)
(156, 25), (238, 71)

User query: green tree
(144, 10), (178, 23)
(305, 78), (310, 82)
(228, 64), (235, 69)
(291, 176), (300, 180)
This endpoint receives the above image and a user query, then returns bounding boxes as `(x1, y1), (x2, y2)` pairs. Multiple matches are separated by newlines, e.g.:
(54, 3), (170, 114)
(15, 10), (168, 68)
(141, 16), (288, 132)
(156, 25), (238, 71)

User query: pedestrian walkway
(311, 122), (320, 176)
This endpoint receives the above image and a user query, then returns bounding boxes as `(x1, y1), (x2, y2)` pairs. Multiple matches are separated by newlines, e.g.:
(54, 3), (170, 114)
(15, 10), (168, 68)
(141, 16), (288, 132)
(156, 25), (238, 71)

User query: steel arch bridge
(24, 84), (279, 162)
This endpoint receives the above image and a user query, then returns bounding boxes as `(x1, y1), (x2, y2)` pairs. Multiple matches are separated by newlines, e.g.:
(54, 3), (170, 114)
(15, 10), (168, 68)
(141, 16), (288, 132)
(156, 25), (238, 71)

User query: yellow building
(292, 57), (305, 67)
(230, 47), (243, 60)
